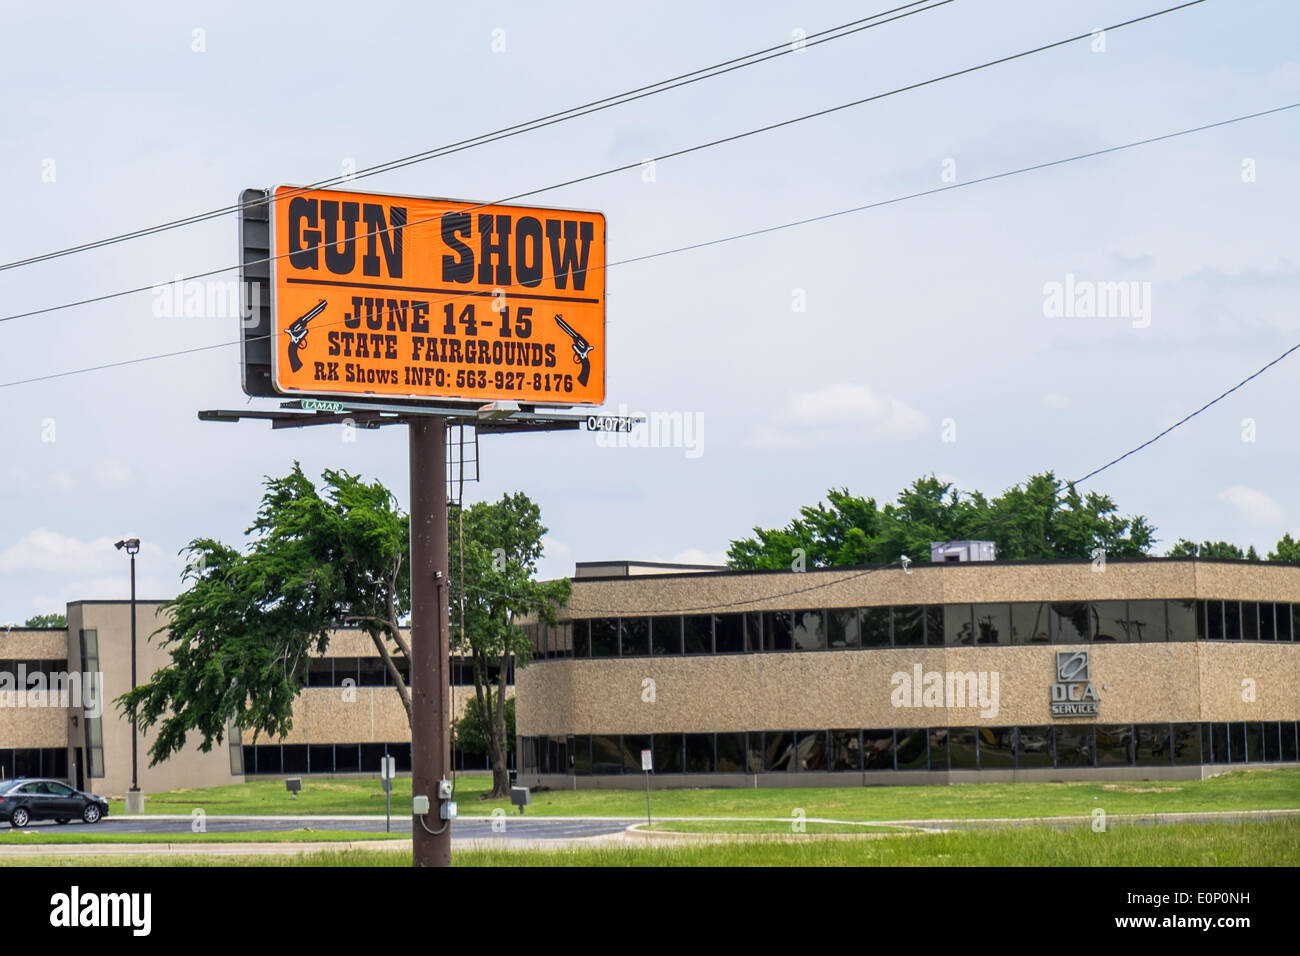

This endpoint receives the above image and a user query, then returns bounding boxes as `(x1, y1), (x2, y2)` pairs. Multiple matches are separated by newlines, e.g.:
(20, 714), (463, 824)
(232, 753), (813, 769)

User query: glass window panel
(979, 728), (1015, 768)
(652, 734), (683, 774)
(925, 606), (945, 646)
(572, 736), (591, 774)
(972, 604), (1010, 645)
(1225, 602), (1241, 641)
(1165, 600), (1195, 643)
(1055, 725), (1094, 767)
(652, 617), (681, 655)
(928, 729), (948, 770)
(621, 618), (650, 657)
(763, 612), (792, 652)
(1284, 606), (1296, 641)
(392, 743), (411, 773)
(793, 611), (826, 651)
(1244, 722), (1263, 762)
(862, 729), (895, 771)
(763, 732), (796, 771)
(1096, 725), (1132, 765)
(795, 730), (827, 771)
(1051, 603), (1092, 644)
(1260, 603), (1277, 641)
(895, 728), (928, 769)
(829, 730), (861, 771)
(715, 733), (746, 773)
(714, 614), (745, 654)
(1206, 601), (1224, 640)
(948, 728), (977, 769)
(893, 606), (924, 647)
(1263, 723), (1281, 762)
(1135, 724), (1171, 765)
(306, 659), (334, 687)
(745, 733), (764, 774)
(1241, 603), (1259, 642)
(1228, 723), (1246, 762)
(1092, 601), (1128, 643)
(334, 744), (359, 773)
(242, 746), (256, 774)
(621, 735), (650, 773)
(1210, 723), (1229, 763)
(359, 743), (387, 772)
(572, 620), (590, 658)
(283, 745), (308, 774)
(308, 744), (334, 773)
(590, 735), (620, 774)
(334, 658), (359, 687)
(945, 606), (974, 646)
(684, 734), (715, 773)
(1124, 600), (1167, 642)
(1010, 603), (1052, 644)
(860, 607), (890, 647)
(1017, 726), (1053, 767)
(743, 613), (762, 652)
(827, 609), (860, 649)
(256, 746), (282, 775)
(590, 619), (619, 657)
(683, 615), (712, 655)
(1281, 723), (1298, 761)
(358, 658), (385, 687)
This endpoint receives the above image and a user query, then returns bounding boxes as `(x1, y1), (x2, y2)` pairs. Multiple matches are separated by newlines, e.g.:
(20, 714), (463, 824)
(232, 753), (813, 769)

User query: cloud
(0, 528), (171, 576)
(1043, 392), (1071, 409)
(92, 459), (134, 487)
(664, 547), (727, 567)
(754, 383), (928, 448)
(1217, 485), (1284, 526)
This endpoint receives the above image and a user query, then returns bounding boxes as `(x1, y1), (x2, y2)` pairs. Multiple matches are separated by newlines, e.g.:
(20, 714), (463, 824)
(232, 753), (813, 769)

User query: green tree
(118, 464), (413, 765)
(449, 493), (570, 797)
(1268, 533), (1300, 563)
(454, 696), (516, 757)
(728, 472), (1155, 569)
(1167, 539), (1257, 560)
(23, 613), (66, 628)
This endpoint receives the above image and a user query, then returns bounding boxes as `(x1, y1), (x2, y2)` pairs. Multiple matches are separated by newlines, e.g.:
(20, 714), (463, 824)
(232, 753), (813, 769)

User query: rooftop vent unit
(930, 541), (996, 563)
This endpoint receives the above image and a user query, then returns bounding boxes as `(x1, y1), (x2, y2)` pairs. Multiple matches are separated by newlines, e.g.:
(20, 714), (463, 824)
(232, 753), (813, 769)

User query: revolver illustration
(553, 314), (592, 387)
(284, 299), (327, 373)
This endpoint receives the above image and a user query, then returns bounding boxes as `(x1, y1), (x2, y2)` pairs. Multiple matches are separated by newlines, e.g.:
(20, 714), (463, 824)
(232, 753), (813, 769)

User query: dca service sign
(268, 186), (606, 406)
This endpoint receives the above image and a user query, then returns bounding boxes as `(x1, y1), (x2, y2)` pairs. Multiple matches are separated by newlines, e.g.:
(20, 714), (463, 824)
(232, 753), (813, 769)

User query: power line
(0, 0), (952, 275)
(0, 0), (1205, 328)
(1072, 341), (1300, 486)
(2, 100), (1289, 390)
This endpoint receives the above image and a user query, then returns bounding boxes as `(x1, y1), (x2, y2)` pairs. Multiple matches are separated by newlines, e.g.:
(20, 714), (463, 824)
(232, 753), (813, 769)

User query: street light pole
(115, 538), (141, 800)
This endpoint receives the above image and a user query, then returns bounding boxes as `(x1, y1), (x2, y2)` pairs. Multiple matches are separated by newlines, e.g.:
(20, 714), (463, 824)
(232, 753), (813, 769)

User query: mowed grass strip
(642, 821), (912, 834)
(122, 767), (1300, 821)
(5, 819), (1297, 867)
(0, 829), (406, 845)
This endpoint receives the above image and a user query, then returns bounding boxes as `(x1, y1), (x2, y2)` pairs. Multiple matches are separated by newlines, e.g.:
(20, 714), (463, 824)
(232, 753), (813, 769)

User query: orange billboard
(268, 185), (606, 405)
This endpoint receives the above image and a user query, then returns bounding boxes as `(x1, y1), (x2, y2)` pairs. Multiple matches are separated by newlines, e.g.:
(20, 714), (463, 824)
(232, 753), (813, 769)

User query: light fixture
(900, 555), (913, 575)
(115, 538), (140, 555)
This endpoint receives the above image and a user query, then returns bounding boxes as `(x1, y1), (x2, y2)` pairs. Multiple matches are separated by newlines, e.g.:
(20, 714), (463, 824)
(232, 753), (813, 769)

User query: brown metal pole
(409, 415), (451, 867)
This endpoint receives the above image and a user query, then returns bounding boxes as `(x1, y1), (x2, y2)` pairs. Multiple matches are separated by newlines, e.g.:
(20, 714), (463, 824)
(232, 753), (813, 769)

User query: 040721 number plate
(585, 415), (637, 432)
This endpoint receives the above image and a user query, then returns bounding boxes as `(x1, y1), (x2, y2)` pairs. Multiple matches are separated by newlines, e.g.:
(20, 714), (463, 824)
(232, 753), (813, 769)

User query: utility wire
(2, 100), (1289, 391)
(0, 0), (1205, 328)
(0, 1), (951, 274)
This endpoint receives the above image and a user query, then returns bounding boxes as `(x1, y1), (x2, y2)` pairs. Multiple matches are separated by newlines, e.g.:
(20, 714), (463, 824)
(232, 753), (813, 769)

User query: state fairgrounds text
(515, 558), (1300, 787)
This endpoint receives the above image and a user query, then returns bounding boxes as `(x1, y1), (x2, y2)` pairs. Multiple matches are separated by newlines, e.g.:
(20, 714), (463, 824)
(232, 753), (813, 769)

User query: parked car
(0, 778), (110, 827)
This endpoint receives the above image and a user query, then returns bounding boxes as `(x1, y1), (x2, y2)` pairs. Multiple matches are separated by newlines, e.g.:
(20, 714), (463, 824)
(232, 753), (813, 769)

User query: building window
(572, 620), (590, 658)
(590, 735), (620, 774)
(1055, 725), (1094, 767)
(589, 619), (619, 657)
(652, 734), (684, 774)
(651, 617), (681, 655)
(763, 732), (796, 771)
(793, 611), (826, 651)
(1172, 723), (1200, 765)
(1262, 723), (1282, 762)
(1241, 603), (1260, 642)
(1228, 722), (1246, 762)
(895, 728), (928, 769)
(308, 744), (333, 774)
(1135, 724), (1171, 765)
(714, 733), (746, 773)
(1225, 602), (1242, 641)
(572, 736), (591, 774)
(1206, 601), (1224, 640)
(621, 618), (650, 657)
(979, 728), (1015, 768)
(1091, 602), (1126, 643)
(893, 606), (924, 647)
(829, 730), (862, 772)
(1011, 603), (1052, 644)
(1017, 726), (1053, 768)
(683, 615), (712, 655)
(1096, 725), (1133, 765)
(862, 729), (895, 771)
(684, 734), (714, 773)
(1259, 604), (1277, 642)
(928, 729), (949, 770)
(827, 609), (860, 649)
(283, 745), (308, 774)
(795, 730), (827, 771)
(620, 735), (650, 773)
(1281, 723), (1299, 762)
(945, 606), (974, 646)
(763, 612), (793, 652)
(1052, 603), (1091, 644)
(714, 614), (745, 654)
(972, 604), (1010, 645)
(335, 744), (360, 773)
(861, 607), (890, 647)
(948, 728), (977, 769)
(1167, 600), (1198, 641)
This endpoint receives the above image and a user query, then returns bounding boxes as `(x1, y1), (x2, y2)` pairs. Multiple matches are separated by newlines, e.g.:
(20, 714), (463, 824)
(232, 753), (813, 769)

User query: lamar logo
(1050, 651), (1099, 717)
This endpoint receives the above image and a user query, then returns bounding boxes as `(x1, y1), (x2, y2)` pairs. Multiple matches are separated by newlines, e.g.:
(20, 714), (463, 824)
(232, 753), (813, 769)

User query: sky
(0, 0), (1297, 619)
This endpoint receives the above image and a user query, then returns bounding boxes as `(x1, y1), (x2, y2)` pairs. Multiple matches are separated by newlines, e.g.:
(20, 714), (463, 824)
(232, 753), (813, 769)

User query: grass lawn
(6, 819), (1296, 866)
(119, 767), (1300, 821)
(0, 829), (406, 845)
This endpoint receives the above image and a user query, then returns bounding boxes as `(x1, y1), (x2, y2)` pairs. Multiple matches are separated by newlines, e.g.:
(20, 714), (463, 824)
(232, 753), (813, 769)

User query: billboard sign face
(267, 185), (606, 406)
